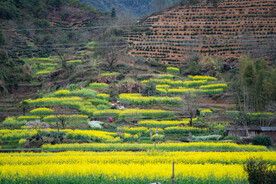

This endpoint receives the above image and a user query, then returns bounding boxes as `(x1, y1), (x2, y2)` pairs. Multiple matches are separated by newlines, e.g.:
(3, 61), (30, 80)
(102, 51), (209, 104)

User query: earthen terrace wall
(127, 0), (276, 64)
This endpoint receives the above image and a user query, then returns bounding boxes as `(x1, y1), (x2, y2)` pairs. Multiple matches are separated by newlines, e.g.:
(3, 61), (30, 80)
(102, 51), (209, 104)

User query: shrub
(138, 120), (189, 128)
(183, 80), (207, 87)
(17, 116), (41, 122)
(119, 93), (182, 105)
(158, 74), (174, 79)
(164, 127), (209, 134)
(70, 89), (97, 98)
(200, 83), (228, 90)
(54, 90), (70, 97)
(244, 157), (276, 184)
(151, 134), (164, 141)
(200, 109), (212, 117)
(193, 135), (222, 141)
(24, 97), (83, 107)
(167, 67), (180, 74)
(224, 136), (242, 141)
(96, 104), (111, 110)
(88, 98), (109, 106)
(156, 88), (168, 95)
(96, 93), (110, 101)
(89, 83), (109, 89)
(30, 108), (54, 115)
(252, 135), (272, 147)
(43, 115), (88, 123)
(88, 121), (104, 130)
(66, 60), (82, 64)
(248, 112), (275, 119)
(18, 138), (27, 146)
(2, 117), (26, 129)
(156, 85), (170, 90)
(100, 72), (120, 77)
(143, 79), (183, 87)
(188, 75), (217, 81)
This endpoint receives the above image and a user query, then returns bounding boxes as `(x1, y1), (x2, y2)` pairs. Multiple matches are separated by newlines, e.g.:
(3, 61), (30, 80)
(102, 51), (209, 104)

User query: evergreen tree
(111, 7), (116, 18)
(238, 57), (275, 112)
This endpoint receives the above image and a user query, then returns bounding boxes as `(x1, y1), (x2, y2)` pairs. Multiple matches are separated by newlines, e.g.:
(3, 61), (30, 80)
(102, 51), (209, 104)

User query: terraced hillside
(128, 0), (276, 64)
(0, 0), (103, 58)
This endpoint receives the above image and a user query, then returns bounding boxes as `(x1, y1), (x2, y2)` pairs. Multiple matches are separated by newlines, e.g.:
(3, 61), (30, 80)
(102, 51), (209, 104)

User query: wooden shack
(225, 126), (276, 143)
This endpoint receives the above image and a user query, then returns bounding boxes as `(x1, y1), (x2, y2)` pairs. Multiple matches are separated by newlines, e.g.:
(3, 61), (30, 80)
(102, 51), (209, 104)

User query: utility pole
(172, 161), (175, 184)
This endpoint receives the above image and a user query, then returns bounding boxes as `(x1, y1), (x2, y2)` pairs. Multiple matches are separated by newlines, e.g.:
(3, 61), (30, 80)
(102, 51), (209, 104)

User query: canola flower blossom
(188, 75), (217, 81)
(167, 67), (180, 74)
(183, 80), (207, 87)
(0, 151), (274, 165)
(137, 119), (190, 128)
(158, 74), (174, 79)
(89, 83), (109, 89)
(66, 130), (120, 143)
(0, 163), (247, 183)
(66, 60), (82, 64)
(117, 127), (164, 136)
(119, 93), (182, 105)
(142, 79), (184, 87)
(93, 109), (174, 119)
(42, 142), (268, 152)
(29, 107), (54, 115)
(200, 83), (228, 90)
(17, 115), (41, 121)
(1, 151), (274, 183)
(54, 90), (71, 96)
(24, 97), (83, 106)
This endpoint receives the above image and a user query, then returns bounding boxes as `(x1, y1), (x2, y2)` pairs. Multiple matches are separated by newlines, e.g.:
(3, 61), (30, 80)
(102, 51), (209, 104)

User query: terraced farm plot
(1, 150), (275, 184)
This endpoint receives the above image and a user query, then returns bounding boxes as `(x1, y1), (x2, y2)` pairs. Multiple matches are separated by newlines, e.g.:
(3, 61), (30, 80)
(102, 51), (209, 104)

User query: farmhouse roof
(261, 127), (276, 132)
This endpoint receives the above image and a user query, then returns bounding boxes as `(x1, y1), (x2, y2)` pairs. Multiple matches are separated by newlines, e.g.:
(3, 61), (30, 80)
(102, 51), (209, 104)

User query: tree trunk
(189, 111), (193, 126)
(242, 123), (250, 138)
(56, 122), (59, 132)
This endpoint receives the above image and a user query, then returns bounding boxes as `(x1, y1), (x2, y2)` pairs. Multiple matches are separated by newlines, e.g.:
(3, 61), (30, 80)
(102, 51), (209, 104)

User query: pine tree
(111, 7), (116, 18)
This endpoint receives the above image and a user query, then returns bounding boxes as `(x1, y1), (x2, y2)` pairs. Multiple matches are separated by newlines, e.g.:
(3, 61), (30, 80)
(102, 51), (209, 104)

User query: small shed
(225, 126), (261, 138)
(225, 126), (276, 143)
(260, 127), (276, 143)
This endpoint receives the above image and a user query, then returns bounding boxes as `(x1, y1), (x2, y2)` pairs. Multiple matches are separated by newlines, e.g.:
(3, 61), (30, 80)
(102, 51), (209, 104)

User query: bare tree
(94, 28), (127, 68)
(182, 92), (201, 126)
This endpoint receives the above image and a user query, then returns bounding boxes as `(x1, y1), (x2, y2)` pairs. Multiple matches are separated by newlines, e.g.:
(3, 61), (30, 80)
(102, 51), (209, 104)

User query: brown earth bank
(127, 0), (276, 64)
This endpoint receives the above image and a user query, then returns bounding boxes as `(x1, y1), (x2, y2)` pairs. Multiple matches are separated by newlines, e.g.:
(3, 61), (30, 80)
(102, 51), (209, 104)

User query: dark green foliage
(236, 57), (276, 112)
(46, 0), (62, 8)
(0, 0), (20, 20)
(0, 51), (31, 94)
(235, 112), (252, 126)
(252, 135), (272, 147)
(0, 0), (101, 59)
(33, 19), (51, 28)
(111, 7), (116, 18)
(180, 0), (202, 5)
(244, 157), (276, 184)
(0, 28), (5, 46)
(142, 81), (158, 96)
(181, 60), (202, 75)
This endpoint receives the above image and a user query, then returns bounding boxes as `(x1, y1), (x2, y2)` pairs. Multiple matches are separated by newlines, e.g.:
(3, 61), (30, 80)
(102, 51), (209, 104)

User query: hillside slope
(80, 0), (179, 17)
(127, 0), (276, 64)
(0, 0), (104, 59)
